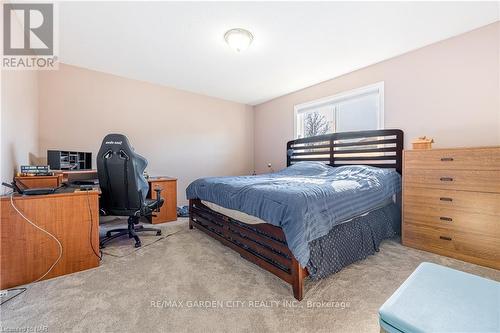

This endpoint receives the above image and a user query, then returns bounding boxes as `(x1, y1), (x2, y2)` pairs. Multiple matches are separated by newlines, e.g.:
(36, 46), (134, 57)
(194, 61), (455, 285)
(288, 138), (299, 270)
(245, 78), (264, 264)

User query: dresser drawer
(403, 223), (500, 269)
(404, 204), (500, 237)
(404, 147), (500, 170)
(404, 169), (500, 193)
(404, 187), (500, 215)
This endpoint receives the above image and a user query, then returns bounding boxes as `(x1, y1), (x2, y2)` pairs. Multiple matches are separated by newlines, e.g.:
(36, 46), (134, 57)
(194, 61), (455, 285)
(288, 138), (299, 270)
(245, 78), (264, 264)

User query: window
(294, 82), (384, 139)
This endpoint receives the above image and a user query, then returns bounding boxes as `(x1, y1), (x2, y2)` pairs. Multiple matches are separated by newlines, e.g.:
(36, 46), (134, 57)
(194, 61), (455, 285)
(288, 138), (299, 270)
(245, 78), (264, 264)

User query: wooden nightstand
(147, 177), (177, 224)
(402, 147), (500, 270)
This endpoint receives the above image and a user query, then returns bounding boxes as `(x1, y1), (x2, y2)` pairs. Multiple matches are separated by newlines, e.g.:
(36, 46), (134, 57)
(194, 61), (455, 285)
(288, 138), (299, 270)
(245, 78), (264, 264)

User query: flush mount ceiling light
(224, 28), (254, 53)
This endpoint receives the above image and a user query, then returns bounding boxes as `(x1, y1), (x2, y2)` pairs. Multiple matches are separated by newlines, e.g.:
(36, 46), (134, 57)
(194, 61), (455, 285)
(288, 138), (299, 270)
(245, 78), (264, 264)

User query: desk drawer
(404, 169), (500, 193)
(404, 148), (500, 170)
(404, 204), (500, 237)
(403, 223), (500, 269)
(403, 187), (500, 215)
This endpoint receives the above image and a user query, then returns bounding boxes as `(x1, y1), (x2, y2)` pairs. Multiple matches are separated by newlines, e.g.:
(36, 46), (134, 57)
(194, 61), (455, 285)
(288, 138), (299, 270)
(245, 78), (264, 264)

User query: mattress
(202, 198), (394, 226)
(202, 200), (269, 225)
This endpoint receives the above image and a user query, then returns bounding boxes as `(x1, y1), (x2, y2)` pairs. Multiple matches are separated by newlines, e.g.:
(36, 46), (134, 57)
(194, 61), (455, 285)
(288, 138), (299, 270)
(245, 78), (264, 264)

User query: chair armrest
(153, 186), (163, 212)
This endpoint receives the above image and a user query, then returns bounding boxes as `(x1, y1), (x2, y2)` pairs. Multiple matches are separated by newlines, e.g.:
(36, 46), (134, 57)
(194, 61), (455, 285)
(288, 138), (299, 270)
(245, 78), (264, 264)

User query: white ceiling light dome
(224, 28), (254, 52)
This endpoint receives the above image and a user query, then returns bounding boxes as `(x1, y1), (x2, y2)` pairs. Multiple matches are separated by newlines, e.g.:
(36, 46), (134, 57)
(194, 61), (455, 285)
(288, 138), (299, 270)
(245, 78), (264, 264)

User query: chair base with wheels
(100, 216), (162, 248)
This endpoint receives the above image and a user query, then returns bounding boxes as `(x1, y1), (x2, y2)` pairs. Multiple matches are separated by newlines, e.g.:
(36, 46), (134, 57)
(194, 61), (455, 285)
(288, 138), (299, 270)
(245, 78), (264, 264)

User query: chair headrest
(100, 134), (133, 153)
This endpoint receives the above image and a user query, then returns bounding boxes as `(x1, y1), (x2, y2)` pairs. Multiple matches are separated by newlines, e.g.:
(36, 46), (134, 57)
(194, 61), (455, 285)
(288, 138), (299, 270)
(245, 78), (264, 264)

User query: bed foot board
(188, 199), (307, 301)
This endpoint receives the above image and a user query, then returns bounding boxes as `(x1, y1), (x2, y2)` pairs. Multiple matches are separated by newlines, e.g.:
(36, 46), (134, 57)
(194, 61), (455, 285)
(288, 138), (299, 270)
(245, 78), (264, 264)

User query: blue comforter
(186, 162), (401, 266)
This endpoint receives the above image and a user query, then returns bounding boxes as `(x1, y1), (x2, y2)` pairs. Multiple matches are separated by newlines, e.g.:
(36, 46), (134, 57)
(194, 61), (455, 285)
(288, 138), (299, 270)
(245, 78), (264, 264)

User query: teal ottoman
(379, 262), (500, 333)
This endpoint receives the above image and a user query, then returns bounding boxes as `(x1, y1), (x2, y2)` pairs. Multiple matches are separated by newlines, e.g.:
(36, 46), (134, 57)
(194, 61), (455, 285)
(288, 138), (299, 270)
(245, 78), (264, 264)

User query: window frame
(293, 82), (384, 139)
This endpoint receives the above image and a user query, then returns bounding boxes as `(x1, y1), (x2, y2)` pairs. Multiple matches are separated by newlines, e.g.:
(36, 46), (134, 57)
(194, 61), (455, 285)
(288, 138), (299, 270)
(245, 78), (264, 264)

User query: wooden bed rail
(189, 199), (308, 300)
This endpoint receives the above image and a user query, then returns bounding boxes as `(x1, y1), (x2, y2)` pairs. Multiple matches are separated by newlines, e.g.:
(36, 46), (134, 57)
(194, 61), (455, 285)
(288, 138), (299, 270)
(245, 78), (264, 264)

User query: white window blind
(294, 82), (384, 139)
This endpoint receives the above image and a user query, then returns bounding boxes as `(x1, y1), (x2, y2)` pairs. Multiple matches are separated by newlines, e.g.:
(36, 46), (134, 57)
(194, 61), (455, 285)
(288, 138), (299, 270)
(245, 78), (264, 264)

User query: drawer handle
(440, 177), (454, 182)
(439, 236), (452, 241)
(439, 197), (453, 202)
(440, 157), (454, 162)
(440, 216), (453, 222)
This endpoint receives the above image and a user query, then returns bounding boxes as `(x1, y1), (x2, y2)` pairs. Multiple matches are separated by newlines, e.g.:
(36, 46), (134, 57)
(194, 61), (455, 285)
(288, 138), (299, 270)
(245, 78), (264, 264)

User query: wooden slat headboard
(286, 129), (404, 174)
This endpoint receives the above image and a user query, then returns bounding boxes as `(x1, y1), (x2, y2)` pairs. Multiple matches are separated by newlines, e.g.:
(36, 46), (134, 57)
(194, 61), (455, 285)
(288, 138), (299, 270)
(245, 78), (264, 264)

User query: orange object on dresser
(147, 177), (177, 224)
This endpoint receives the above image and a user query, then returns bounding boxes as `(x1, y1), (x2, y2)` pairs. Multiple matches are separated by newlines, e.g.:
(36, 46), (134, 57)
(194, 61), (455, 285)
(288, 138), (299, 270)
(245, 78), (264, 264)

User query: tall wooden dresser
(403, 147), (500, 270)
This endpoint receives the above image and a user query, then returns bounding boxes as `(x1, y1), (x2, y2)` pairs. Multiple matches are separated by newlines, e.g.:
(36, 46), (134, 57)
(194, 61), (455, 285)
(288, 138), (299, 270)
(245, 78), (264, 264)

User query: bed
(187, 129), (404, 300)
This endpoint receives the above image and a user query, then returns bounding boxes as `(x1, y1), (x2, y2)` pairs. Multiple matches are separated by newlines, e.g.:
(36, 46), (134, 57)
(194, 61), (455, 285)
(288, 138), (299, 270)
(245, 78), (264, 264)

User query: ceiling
(59, 2), (499, 105)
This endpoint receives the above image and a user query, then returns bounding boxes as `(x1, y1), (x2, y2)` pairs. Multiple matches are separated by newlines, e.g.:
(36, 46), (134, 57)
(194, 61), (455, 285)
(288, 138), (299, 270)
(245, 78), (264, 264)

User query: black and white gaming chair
(97, 133), (164, 248)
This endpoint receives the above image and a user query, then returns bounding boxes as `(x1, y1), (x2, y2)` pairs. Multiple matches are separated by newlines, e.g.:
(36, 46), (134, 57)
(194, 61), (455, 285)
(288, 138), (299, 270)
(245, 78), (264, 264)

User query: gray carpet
(1, 218), (499, 333)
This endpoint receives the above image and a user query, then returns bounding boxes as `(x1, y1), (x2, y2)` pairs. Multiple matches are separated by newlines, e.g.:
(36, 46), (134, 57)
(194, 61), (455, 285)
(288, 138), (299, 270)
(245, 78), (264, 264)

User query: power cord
(85, 190), (103, 261)
(9, 192), (63, 283)
(0, 191), (64, 307)
(2, 187), (177, 306)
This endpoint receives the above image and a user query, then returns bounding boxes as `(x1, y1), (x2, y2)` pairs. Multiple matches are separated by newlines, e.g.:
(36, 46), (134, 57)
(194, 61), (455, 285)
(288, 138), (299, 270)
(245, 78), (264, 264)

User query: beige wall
(1, 70), (39, 184)
(38, 64), (254, 204)
(254, 22), (500, 173)
(3, 23), (499, 201)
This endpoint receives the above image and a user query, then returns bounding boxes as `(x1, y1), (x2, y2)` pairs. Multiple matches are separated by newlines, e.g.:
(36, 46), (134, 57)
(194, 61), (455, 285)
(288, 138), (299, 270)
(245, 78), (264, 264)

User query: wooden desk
(147, 177), (177, 224)
(15, 175), (62, 189)
(0, 190), (100, 289)
(14, 170), (97, 189)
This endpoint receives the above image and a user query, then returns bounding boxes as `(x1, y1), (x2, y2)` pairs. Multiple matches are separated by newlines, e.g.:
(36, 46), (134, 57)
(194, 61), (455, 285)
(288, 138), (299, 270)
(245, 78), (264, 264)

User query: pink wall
(3, 22), (499, 199)
(1, 70), (39, 184)
(254, 22), (500, 173)
(38, 64), (254, 204)
(1, 13), (39, 184)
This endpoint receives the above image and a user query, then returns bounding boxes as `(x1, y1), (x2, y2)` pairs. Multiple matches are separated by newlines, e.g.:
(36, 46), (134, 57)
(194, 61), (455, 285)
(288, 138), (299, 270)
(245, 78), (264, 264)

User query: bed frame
(189, 129), (403, 300)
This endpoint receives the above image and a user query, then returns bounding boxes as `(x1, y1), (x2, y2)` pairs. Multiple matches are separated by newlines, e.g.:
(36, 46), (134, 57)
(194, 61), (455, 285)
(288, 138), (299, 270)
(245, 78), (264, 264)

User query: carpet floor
(1, 218), (499, 333)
